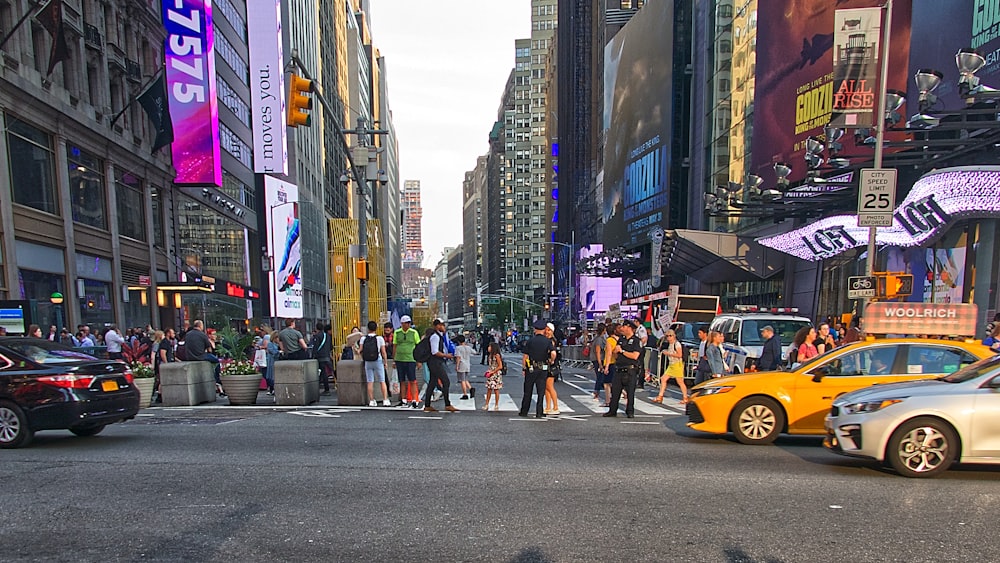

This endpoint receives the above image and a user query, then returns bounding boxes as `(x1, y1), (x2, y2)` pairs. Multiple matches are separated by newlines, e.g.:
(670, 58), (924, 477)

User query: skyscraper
(401, 180), (424, 269)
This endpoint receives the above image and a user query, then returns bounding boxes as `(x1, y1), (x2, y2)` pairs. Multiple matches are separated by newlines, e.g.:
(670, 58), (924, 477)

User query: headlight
(840, 398), (904, 415)
(694, 386), (734, 397)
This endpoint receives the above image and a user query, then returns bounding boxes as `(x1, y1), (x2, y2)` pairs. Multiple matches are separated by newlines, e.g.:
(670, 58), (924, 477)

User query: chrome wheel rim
(738, 404), (776, 440)
(0, 407), (20, 444)
(897, 426), (949, 473)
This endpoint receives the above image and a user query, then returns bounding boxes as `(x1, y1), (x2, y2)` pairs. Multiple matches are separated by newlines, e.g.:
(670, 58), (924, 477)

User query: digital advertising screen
(163, 0), (222, 186)
(247, 0), (288, 174)
(264, 176), (302, 318)
(752, 0), (911, 186)
(602, 0), (673, 249)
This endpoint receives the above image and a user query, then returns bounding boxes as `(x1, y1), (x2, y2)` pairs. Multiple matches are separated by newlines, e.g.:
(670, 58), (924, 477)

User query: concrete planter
(222, 373), (262, 406)
(133, 377), (155, 408)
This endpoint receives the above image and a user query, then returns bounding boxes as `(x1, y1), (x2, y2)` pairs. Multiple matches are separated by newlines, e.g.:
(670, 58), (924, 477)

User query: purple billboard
(577, 244), (622, 318)
(752, 1), (911, 186)
(163, 0), (221, 186)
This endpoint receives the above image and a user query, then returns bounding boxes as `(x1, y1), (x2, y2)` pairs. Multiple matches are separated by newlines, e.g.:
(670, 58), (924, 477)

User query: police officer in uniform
(604, 320), (642, 418)
(519, 319), (556, 418)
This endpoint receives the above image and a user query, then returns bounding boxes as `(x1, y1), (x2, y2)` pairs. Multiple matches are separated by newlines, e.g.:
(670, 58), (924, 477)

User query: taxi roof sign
(863, 302), (978, 338)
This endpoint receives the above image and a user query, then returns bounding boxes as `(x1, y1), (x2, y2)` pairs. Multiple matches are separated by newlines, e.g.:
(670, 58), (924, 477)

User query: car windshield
(5, 340), (98, 364)
(675, 323), (708, 341)
(939, 354), (1000, 383)
(740, 319), (812, 346)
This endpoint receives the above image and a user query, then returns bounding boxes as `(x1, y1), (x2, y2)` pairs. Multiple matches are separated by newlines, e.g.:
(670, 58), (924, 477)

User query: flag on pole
(36, 0), (69, 76)
(137, 72), (174, 153)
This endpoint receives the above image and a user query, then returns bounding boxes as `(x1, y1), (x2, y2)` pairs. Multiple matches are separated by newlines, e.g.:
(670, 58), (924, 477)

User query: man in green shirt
(392, 315), (421, 408)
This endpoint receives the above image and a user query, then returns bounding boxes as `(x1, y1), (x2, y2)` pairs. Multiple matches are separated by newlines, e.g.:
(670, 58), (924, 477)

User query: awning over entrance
(664, 230), (784, 283)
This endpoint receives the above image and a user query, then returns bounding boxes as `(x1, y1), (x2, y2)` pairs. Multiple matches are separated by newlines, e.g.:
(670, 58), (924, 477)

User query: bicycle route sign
(847, 275), (877, 299)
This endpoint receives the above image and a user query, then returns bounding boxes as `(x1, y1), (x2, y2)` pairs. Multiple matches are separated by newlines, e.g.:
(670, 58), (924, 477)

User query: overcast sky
(367, 0), (531, 269)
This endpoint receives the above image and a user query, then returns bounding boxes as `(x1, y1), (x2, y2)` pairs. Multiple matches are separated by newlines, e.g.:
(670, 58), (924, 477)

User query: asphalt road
(2, 355), (999, 562)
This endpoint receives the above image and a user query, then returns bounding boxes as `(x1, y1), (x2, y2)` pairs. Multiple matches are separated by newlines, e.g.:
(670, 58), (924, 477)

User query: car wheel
(887, 417), (958, 478)
(0, 401), (33, 449)
(69, 425), (106, 437)
(730, 397), (784, 445)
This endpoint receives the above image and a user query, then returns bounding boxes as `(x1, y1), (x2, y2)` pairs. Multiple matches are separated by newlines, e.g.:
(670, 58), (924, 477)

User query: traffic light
(889, 274), (914, 297)
(544, 300), (550, 311)
(286, 74), (313, 127)
(468, 298), (475, 308)
(879, 273), (914, 297)
(355, 259), (368, 280)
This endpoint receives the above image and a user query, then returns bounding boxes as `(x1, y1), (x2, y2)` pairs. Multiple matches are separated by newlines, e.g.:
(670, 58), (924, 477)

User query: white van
(708, 311), (813, 373)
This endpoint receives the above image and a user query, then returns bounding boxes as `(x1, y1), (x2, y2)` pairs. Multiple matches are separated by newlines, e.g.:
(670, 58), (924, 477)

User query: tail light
(38, 375), (96, 389)
(123, 367), (135, 383)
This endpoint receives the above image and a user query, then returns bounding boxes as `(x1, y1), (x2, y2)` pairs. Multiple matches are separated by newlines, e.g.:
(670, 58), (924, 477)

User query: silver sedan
(824, 354), (1000, 478)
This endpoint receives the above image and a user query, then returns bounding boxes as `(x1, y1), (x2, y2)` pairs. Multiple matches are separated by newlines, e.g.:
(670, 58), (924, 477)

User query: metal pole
(867, 0), (893, 281)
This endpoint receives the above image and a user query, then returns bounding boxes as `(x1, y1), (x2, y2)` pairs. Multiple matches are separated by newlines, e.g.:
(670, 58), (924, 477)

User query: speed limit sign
(857, 168), (896, 227)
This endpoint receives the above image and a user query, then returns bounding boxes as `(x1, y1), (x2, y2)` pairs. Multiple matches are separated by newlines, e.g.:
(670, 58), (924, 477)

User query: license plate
(101, 380), (119, 392)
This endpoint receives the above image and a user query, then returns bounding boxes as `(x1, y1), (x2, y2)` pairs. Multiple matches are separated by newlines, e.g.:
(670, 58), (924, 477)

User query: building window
(151, 185), (164, 247)
(67, 144), (106, 229)
(218, 78), (252, 128)
(6, 115), (57, 215)
(115, 168), (146, 241)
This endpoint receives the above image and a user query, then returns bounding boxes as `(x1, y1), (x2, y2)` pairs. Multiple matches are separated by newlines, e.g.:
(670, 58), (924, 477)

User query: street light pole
(866, 0), (893, 284)
(288, 52), (386, 328)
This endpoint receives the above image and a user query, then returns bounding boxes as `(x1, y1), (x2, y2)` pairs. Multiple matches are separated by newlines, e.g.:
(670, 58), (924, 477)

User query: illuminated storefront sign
(758, 167), (1000, 260)
(163, 0), (221, 186)
(863, 302), (978, 337)
(247, 0), (287, 174)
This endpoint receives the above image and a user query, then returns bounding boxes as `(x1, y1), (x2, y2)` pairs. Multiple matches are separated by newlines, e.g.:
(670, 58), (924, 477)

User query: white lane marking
(562, 380), (592, 394)
(216, 419), (246, 425)
(620, 421), (660, 425)
(571, 395), (611, 414)
(287, 411), (342, 418)
(409, 416), (443, 420)
(488, 394), (520, 412)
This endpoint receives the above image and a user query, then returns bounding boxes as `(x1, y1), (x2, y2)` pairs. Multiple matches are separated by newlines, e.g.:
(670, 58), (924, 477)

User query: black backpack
(412, 335), (432, 363)
(174, 339), (187, 361)
(361, 335), (380, 362)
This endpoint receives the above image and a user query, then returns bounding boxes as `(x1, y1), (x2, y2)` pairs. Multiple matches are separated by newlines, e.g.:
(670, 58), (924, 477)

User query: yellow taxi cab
(685, 338), (994, 445)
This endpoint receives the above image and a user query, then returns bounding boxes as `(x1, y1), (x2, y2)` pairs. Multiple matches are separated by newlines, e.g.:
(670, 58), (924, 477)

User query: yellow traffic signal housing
(286, 74), (313, 127)
(355, 259), (368, 280)
(877, 273), (914, 298)
(891, 274), (914, 297)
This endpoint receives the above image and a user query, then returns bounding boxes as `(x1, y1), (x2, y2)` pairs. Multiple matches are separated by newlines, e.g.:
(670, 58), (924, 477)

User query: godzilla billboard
(602, 0), (673, 250)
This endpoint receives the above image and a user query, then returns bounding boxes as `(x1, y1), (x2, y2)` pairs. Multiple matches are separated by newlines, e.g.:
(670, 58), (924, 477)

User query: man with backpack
(360, 321), (391, 407)
(418, 319), (459, 413)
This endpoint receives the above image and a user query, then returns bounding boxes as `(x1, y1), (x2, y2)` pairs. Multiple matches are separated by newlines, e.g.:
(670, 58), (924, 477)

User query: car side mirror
(811, 367), (828, 383)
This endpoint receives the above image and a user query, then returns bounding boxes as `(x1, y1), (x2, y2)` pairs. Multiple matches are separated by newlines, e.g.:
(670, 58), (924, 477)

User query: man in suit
(758, 325), (782, 371)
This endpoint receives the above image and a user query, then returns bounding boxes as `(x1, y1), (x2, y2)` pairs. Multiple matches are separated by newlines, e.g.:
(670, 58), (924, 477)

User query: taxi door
(789, 344), (902, 433)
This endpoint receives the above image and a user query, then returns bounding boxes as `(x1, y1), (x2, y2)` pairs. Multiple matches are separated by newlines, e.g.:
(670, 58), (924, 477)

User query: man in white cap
(393, 315), (421, 407)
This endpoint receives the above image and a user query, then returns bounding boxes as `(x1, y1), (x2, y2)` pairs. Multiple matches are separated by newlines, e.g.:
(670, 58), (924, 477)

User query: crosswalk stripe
(571, 395), (610, 414)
